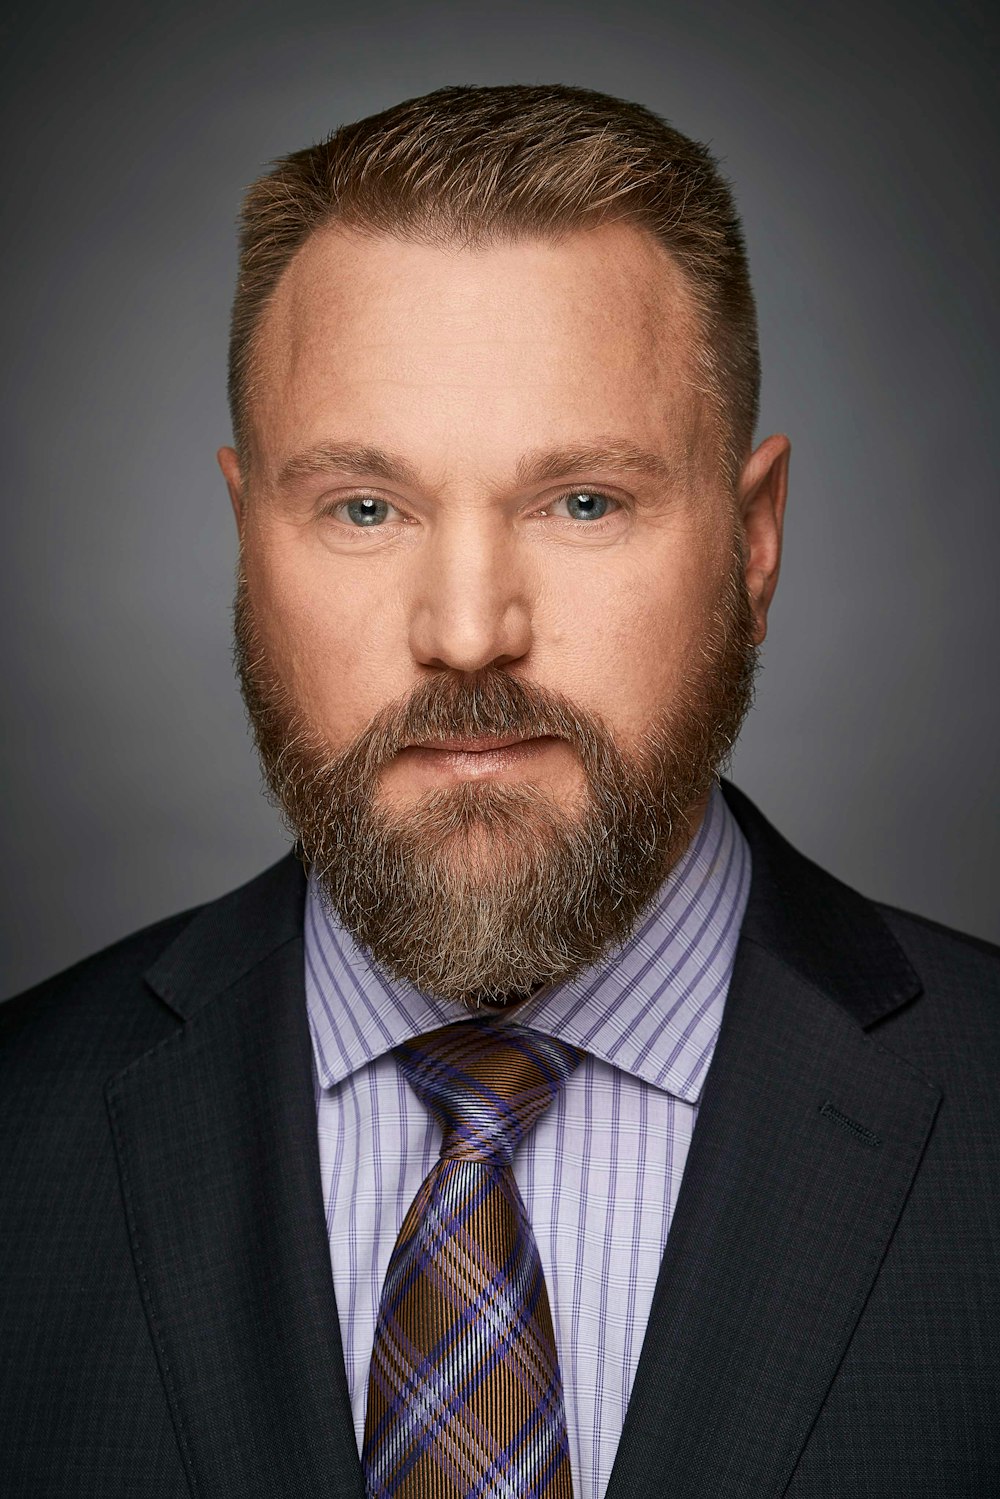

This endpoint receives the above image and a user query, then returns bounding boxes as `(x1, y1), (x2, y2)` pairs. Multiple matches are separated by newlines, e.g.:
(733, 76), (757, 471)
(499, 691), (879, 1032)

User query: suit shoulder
(722, 781), (999, 1046)
(872, 899), (1000, 1082)
(0, 854), (300, 1059)
(875, 900), (1000, 990)
(0, 904), (197, 1059)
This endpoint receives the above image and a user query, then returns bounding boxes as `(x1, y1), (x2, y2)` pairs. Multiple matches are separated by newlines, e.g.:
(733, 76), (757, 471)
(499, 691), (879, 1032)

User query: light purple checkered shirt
(304, 780), (751, 1499)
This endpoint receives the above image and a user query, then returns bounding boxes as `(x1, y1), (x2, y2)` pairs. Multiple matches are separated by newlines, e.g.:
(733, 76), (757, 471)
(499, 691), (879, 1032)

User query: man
(1, 82), (997, 1499)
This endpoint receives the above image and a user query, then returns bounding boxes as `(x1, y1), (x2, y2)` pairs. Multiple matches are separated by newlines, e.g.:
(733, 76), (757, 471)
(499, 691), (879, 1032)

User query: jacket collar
(721, 779), (922, 1026)
(144, 848), (308, 1022)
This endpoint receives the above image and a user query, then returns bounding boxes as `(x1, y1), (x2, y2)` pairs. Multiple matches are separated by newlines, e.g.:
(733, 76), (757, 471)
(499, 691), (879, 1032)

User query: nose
(408, 514), (533, 673)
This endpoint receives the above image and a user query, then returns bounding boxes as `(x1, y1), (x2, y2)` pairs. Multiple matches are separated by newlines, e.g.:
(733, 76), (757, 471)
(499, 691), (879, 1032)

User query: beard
(233, 542), (758, 1010)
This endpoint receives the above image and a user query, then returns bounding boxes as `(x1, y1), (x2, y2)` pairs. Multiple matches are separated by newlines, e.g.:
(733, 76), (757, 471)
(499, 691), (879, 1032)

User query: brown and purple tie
(362, 1017), (583, 1498)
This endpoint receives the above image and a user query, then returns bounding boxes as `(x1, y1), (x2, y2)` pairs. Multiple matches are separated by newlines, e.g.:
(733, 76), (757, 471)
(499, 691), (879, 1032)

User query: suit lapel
(606, 785), (942, 1498)
(106, 855), (364, 1499)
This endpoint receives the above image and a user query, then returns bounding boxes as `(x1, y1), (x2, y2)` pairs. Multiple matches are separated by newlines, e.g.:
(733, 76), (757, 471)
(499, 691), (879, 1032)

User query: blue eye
(344, 497), (391, 527)
(562, 491), (613, 521)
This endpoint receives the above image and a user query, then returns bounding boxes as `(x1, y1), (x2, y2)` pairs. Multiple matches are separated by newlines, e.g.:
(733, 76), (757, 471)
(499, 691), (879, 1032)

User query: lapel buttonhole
(819, 1099), (882, 1148)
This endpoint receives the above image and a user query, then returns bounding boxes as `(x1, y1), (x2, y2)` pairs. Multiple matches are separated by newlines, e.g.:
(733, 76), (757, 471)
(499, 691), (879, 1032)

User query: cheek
(243, 534), (403, 742)
(543, 541), (723, 740)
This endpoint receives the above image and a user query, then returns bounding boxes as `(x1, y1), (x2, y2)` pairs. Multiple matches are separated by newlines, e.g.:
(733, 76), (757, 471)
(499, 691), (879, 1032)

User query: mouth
(393, 733), (561, 783)
(405, 734), (540, 753)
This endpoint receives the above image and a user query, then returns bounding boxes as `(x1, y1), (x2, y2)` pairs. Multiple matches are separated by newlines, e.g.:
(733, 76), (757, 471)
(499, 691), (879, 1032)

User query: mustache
(342, 668), (612, 782)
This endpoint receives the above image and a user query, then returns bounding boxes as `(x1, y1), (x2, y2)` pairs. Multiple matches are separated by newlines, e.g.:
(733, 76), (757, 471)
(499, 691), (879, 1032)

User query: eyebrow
(515, 442), (675, 488)
(277, 443), (421, 490)
(275, 438), (675, 493)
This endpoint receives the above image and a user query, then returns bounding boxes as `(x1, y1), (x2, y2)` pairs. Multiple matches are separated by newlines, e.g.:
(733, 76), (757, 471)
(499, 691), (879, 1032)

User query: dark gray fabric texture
(1, 782), (998, 1497)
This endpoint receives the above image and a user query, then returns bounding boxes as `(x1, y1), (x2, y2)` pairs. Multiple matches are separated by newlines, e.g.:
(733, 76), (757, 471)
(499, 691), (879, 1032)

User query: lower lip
(403, 737), (555, 779)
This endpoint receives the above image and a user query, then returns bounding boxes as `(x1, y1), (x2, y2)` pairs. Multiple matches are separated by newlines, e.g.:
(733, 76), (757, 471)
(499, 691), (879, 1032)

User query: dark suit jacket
(2, 782), (998, 1497)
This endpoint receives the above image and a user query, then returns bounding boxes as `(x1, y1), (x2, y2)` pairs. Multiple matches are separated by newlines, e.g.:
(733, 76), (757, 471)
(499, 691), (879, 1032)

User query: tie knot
(395, 1019), (583, 1165)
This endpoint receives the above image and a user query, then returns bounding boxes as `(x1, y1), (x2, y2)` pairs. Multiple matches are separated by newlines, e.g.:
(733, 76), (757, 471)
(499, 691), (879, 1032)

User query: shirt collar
(305, 779), (750, 1105)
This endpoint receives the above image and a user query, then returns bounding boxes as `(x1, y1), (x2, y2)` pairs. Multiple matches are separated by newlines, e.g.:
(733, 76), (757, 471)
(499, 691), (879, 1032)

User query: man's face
(220, 221), (787, 1007)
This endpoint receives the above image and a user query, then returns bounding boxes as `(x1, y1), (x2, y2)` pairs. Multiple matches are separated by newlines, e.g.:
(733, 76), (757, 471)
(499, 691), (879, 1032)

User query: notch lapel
(605, 786), (942, 1498)
(105, 856), (364, 1499)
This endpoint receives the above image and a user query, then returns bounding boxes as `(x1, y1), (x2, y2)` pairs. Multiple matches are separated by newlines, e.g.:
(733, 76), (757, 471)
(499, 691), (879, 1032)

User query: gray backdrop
(3, 0), (997, 996)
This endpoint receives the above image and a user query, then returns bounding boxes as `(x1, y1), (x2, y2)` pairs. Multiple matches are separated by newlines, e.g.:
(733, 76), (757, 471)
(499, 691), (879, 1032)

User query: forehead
(249, 221), (713, 480)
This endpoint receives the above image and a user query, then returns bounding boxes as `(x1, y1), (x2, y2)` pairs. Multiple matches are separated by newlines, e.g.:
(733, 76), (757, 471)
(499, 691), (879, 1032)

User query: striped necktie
(362, 1018), (583, 1498)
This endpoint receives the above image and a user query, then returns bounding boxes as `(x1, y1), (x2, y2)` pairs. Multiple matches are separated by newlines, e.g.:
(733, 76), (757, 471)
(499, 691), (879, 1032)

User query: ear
(217, 446), (245, 533)
(737, 433), (790, 645)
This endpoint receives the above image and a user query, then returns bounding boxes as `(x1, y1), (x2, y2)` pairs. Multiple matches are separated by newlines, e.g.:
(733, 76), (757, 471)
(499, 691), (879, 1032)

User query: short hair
(228, 83), (759, 481)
